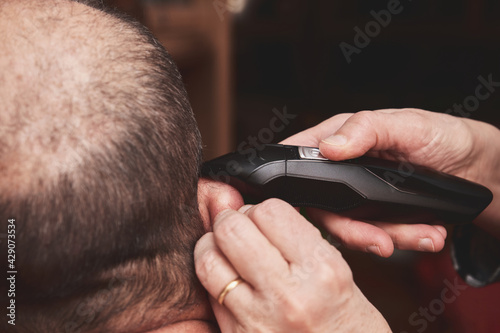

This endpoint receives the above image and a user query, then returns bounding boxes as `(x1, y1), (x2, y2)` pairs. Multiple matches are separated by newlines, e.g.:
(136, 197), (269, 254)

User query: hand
(194, 199), (391, 333)
(281, 108), (500, 256)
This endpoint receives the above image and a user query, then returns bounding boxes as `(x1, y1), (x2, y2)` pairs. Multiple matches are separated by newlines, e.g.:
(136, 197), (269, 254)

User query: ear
(198, 178), (245, 232)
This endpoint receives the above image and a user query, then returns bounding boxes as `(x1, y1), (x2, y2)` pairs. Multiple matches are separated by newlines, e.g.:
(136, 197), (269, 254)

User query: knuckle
(356, 109), (375, 118)
(314, 256), (353, 291)
(315, 263), (337, 285)
(213, 211), (246, 239)
(280, 296), (311, 327)
(400, 107), (424, 114)
(406, 108), (429, 124)
(350, 110), (377, 130)
(260, 198), (290, 211)
(335, 265), (354, 290)
(308, 226), (322, 240)
(251, 198), (291, 220)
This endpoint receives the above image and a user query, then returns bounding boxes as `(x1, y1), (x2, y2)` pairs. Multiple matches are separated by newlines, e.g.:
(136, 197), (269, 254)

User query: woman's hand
(281, 108), (500, 256)
(194, 199), (391, 333)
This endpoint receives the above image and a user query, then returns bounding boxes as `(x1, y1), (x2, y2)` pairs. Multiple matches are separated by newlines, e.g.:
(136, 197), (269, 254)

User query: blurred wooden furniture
(144, 0), (234, 160)
(109, 0), (234, 160)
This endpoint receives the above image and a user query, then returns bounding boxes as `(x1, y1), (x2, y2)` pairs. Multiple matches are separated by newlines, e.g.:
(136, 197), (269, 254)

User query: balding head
(1, 0), (189, 192)
(0, 1), (204, 332)
(0, 0), (132, 189)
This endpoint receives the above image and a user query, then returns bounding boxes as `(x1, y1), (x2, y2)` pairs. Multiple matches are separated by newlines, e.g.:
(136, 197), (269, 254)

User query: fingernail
(418, 238), (435, 252)
(238, 205), (253, 214)
(433, 225), (447, 238)
(366, 245), (381, 256)
(214, 209), (234, 224)
(322, 134), (347, 146)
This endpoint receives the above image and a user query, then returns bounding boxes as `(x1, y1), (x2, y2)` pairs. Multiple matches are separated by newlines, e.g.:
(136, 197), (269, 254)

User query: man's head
(0, 0), (206, 331)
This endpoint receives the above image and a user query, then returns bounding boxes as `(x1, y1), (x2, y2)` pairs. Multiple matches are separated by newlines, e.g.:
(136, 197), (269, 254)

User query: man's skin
(195, 109), (500, 332)
(284, 109), (500, 242)
(130, 181), (242, 332)
(0, 1), (238, 331)
(4, 0), (496, 331)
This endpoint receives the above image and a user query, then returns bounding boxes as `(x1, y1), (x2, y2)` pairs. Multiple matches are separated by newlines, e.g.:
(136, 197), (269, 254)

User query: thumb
(318, 109), (435, 161)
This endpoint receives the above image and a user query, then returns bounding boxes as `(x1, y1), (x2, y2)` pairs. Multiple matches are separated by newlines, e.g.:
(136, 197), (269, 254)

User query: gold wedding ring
(217, 277), (244, 305)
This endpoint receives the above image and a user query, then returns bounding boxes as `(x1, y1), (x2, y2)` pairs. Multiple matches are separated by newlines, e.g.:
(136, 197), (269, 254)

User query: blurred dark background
(233, 0), (500, 143)
(106, 1), (500, 332)
(108, 0), (500, 159)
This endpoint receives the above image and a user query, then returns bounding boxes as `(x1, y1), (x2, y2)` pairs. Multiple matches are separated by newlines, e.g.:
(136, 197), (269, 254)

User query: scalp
(0, 0), (154, 195)
(0, 1), (203, 330)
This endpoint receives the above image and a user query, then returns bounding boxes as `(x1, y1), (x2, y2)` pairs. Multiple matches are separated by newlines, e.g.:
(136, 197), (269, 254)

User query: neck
(74, 253), (218, 333)
(83, 283), (218, 333)
(147, 318), (219, 333)
(145, 298), (219, 333)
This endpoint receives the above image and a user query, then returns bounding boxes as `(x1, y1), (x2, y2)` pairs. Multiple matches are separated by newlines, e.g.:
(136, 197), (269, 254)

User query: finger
(309, 209), (448, 256)
(244, 199), (340, 265)
(194, 232), (255, 314)
(433, 225), (447, 238)
(319, 109), (437, 161)
(239, 200), (299, 214)
(208, 296), (239, 333)
(198, 178), (245, 231)
(372, 222), (447, 252)
(308, 208), (395, 257)
(212, 209), (290, 289)
(280, 113), (353, 146)
(238, 204), (253, 214)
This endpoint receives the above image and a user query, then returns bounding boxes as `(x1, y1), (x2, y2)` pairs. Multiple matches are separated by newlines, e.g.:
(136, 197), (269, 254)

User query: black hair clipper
(201, 144), (492, 224)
